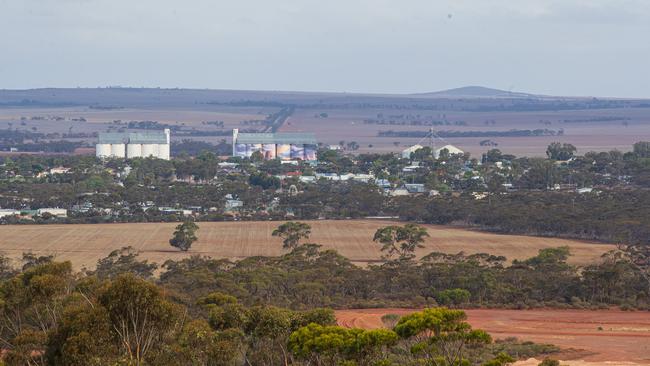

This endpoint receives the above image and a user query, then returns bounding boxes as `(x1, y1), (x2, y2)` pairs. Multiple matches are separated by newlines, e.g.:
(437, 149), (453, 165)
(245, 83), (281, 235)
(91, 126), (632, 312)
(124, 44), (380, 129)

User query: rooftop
(98, 131), (168, 144)
(235, 132), (317, 145)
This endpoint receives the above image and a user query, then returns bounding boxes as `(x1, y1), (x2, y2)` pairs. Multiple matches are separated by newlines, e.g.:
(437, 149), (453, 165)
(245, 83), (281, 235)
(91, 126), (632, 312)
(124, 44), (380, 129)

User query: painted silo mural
(304, 144), (317, 161)
(276, 144), (291, 159)
(262, 144), (276, 159)
(235, 144), (248, 158)
(290, 144), (305, 160)
(232, 129), (317, 161)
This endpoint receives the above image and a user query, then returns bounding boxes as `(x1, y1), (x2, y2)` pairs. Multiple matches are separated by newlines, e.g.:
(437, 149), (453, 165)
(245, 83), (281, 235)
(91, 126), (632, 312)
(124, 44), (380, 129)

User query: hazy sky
(1, 0), (649, 97)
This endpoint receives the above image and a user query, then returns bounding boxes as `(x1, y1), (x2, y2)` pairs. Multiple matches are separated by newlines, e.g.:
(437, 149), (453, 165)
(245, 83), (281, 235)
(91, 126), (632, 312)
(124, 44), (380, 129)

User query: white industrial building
(96, 129), (171, 160)
(401, 144), (424, 159)
(232, 129), (318, 161)
(434, 144), (464, 159)
(401, 144), (464, 159)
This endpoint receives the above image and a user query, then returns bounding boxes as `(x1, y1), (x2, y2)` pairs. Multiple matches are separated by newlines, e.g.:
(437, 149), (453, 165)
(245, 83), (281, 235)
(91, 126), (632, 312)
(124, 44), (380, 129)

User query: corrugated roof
(129, 132), (167, 144)
(98, 131), (167, 144)
(235, 132), (317, 145)
(98, 133), (128, 144)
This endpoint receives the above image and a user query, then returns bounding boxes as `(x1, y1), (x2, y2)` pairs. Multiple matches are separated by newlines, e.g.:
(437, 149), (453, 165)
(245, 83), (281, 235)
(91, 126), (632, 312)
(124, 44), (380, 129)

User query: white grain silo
(96, 144), (112, 158)
(141, 143), (158, 157)
(99, 130), (171, 161)
(111, 143), (126, 158)
(127, 143), (142, 158)
(96, 133), (126, 159)
(158, 143), (170, 160)
(158, 129), (171, 159)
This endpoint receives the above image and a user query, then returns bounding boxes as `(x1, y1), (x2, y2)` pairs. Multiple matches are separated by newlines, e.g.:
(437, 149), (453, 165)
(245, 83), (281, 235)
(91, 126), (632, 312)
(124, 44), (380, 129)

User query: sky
(1, 0), (649, 97)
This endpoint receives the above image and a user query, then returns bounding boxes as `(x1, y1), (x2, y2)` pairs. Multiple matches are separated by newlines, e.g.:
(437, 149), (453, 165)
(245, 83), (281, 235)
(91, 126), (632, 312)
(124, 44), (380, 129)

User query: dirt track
(335, 308), (650, 365)
(0, 220), (614, 270)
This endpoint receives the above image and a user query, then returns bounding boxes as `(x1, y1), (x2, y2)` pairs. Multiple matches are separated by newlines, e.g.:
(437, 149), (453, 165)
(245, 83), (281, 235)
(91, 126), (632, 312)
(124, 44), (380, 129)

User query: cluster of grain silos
(96, 129), (171, 160)
(232, 129), (318, 161)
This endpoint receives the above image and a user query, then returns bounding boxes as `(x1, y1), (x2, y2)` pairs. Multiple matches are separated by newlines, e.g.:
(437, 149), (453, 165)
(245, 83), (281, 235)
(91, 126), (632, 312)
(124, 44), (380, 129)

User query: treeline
(0, 140), (83, 153)
(157, 244), (649, 310)
(562, 116), (631, 123)
(0, 256), (558, 366)
(394, 190), (650, 245)
(363, 119), (467, 126)
(377, 129), (561, 138)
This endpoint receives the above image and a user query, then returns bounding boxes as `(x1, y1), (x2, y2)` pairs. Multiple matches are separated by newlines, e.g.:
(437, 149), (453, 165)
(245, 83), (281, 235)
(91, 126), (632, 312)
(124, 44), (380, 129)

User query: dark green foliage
(546, 142), (577, 160)
(94, 246), (158, 279)
(272, 221), (312, 249)
(169, 220), (199, 251)
(373, 224), (429, 262)
(435, 288), (471, 307)
(249, 171), (281, 189)
(397, 190), (650, 246)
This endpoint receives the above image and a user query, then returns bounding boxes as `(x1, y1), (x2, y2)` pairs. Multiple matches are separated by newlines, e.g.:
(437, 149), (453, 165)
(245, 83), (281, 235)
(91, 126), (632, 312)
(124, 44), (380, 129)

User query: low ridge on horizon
(412, 86), (538, 98)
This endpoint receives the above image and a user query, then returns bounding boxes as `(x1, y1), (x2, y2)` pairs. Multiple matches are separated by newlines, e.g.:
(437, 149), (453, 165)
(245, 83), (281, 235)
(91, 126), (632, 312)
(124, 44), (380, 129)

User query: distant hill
(412, 86), (538, 99)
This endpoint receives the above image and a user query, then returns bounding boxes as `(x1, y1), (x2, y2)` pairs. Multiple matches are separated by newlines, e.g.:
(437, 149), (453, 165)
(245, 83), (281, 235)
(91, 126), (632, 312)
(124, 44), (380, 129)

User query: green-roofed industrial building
(232, 129), (317, 160)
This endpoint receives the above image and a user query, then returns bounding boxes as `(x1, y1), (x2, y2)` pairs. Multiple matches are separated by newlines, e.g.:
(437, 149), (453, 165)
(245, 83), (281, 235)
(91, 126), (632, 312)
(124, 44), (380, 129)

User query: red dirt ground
(335, 308), (650, 365)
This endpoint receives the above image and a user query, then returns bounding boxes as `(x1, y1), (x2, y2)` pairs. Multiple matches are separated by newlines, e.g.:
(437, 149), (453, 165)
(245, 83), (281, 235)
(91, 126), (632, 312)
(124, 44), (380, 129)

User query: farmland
(283, 107), (650, 156)
(2, 87), (650, 156)
(0, 220), (614, 270)
(336, 308), (650, 365)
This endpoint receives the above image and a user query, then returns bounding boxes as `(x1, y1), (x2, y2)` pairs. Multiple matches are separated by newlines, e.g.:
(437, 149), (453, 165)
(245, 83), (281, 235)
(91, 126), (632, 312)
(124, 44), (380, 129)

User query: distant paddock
(0, 220), (614, 270)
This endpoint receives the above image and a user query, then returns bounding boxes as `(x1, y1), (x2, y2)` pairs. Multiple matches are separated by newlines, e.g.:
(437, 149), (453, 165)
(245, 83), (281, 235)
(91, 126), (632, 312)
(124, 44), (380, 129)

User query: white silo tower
(127, 143), (142, 158)
(111, 143), (126, 158)
(96, 144), (112, 158)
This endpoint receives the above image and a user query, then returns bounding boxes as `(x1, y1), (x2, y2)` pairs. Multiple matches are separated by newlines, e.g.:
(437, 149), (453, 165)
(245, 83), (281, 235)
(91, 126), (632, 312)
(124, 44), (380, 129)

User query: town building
(37, 208), (68, 217)
(0, 209), (20, 218)
(232, 129), (317, 161)
(96, 129), (171, 160)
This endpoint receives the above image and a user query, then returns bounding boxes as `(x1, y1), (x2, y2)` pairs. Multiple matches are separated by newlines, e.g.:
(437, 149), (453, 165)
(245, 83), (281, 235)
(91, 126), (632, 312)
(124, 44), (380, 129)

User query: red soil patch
(335, 308), (650, 364)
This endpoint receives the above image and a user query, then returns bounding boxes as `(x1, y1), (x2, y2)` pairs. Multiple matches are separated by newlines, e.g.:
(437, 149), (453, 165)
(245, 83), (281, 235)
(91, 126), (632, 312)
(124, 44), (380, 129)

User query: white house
(0, 209), (20, 218)
(37, 208), (68, 217)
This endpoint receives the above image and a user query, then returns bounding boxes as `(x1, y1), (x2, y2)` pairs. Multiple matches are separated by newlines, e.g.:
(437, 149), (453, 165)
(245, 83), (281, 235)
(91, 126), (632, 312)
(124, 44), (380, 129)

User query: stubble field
(0, 220), (614, 270)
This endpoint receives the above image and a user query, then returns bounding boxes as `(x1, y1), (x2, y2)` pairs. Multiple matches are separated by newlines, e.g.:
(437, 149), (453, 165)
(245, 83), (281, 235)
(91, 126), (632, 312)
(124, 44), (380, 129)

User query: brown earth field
(335, 308), (650, 365)
(0, 220), (614, 270)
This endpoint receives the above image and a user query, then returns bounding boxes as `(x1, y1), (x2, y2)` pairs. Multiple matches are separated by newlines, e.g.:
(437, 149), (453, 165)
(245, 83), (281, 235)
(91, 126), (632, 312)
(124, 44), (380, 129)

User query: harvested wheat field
(336, 308), (650, 365)
(0, 220), (614, 270)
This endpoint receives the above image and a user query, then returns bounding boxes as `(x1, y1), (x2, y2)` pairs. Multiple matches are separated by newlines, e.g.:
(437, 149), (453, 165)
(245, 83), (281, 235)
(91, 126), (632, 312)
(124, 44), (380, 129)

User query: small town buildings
(389, 187), (410, 196)
(374, 179), (392, 189)
(404, 184), (427, 194)
(50, 167), (71, 175)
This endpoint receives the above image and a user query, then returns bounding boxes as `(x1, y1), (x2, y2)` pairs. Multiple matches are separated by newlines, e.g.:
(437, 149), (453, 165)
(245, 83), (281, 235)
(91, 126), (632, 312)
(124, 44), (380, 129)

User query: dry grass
(0, 220), (614, 270)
